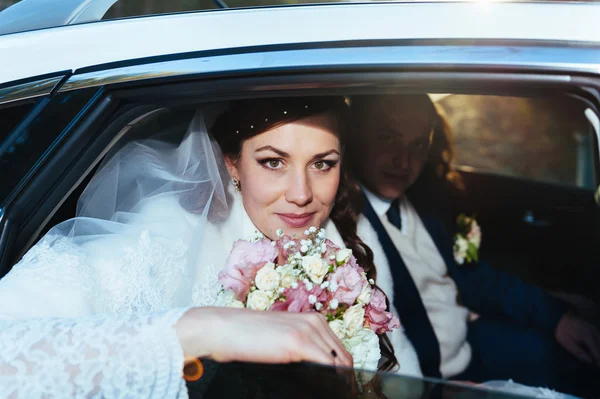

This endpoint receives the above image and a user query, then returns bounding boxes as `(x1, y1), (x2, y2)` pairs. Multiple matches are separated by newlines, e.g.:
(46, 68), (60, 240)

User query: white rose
(255, 263), (280, 292)
(357, 282), (373, 306)
(328, 319), (347, 340)
(336, 248), (353, 265)
(343, 304), (366, 337)
(301, 254), (329, 284)
(228, 299), (245, 309)
(342, 328), (381, 371)
(246, 290), (273, 311)
(277, 264), (296, 288)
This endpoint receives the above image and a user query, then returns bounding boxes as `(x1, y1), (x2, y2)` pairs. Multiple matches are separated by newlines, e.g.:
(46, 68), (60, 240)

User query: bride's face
(226, 113), (341, 240)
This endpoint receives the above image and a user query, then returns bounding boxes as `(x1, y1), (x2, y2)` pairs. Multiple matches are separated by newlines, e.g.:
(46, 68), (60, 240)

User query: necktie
(386, 198), (402, 231)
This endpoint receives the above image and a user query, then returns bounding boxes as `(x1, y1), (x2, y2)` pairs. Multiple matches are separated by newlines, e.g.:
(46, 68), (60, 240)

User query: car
(1, 0), (599, 397)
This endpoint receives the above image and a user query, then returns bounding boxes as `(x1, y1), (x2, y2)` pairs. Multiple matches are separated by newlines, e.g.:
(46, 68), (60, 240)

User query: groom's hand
(555, 312), (600, 367)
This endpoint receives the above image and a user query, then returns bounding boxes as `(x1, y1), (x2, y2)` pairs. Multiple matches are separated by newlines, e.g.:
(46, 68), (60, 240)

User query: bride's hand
(175, 307), (353, 368)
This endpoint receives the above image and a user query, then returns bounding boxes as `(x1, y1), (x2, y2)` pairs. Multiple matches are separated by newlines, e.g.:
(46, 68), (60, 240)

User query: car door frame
(2, 39), (600, 277)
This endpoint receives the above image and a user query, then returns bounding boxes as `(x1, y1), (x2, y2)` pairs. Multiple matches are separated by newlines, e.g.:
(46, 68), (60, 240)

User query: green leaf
(466, 242), (479, 263)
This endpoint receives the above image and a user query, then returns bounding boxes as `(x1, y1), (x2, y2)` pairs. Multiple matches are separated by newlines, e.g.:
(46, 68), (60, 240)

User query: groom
(349, 94), (600, 397)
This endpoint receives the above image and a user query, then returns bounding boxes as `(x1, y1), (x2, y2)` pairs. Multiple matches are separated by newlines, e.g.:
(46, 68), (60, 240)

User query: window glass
(0, 90), (97, 204)
(0, 100), (37, 149)
(435, 95), (596, 189)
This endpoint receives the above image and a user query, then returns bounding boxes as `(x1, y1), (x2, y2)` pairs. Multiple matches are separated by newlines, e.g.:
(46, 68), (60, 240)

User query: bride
(0, 96), (422, 398)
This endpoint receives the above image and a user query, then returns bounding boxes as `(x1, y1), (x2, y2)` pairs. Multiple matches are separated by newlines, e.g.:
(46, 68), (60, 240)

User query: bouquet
(217, 226), (400, 370)
(453, 214), (482, 265)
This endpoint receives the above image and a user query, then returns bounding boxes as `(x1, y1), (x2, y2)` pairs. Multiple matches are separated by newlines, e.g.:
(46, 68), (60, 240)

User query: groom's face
(350, 96), (435, 200)
(227, 113), (341, 240)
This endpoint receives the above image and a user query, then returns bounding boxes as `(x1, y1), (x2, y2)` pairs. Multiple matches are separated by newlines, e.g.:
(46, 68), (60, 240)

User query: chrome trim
(60, 45), (596, 92)
(0, 0), (118, 36)
(0, 76), (64, 105)
(0, 207), (4, 224)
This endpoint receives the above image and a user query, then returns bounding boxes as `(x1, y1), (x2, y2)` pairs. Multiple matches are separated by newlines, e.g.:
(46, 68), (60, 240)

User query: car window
(0, 100), (37, 149)
(435, 95), (596, 189)
(0, 90), (97, 205)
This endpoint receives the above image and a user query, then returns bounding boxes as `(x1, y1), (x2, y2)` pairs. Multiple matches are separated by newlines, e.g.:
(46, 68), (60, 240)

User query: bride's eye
(259, 158), (284, 170)
(312, 160), (337, 171)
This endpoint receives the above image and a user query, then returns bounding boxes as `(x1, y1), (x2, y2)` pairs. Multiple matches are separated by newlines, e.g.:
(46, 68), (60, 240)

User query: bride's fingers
(305, 313), (353, 368)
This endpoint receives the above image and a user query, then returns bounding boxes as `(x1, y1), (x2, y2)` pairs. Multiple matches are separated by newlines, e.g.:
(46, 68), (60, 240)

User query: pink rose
(218, 238), (278, 301)
(366, 288), (400, 334)
(271, 284), (328, 313)
(329, 264), (366, 306)
(323, 239), (341, 260)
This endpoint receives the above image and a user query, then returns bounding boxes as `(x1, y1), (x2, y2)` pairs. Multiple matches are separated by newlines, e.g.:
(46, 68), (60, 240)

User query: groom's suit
(361, 188), (600, 396)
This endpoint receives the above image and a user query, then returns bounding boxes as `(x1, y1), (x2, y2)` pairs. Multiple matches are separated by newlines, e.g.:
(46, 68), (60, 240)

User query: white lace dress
(0, 192), (425, 398)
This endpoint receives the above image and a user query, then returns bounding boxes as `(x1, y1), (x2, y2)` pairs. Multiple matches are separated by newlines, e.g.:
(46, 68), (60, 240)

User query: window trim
(0, 73), (68, 106)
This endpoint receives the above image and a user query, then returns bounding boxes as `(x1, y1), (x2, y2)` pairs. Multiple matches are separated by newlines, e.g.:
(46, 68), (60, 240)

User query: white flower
(315, 302), (323, 311)
(255, 263), (281, 292)
(291, 281), (298, 289)
(357, 283), (373, 306)
(277, 264), (296, 288)
(301, 254), (329, 284)
(320, 243), (327, 253)
(304, 229), (310, 236)
(468, 221), (482, 248)
(329, 281), (339, 292)
(276, 228), (284, 237)
(216, 290), (244, 308)
(304, 281), (314, 291)
(329, 299), (339, 310)
(246, 290), (273, 311)
(228, 299), (245, 309)
(343, 304), (366, 337)
(317, 230), (326, 240)
(454, 236), (469, 264)
(342, 328), (381, 371)
(456, 236), (468, 253)
(320, 281), (330, 289)
(308, 294), (317, 305)
(336, 248), (353, 265)
(368, 279), (375, 285)
(328, 319), (346, 340)
(309, 226), (317, 233)
(300, 245), (309, 253)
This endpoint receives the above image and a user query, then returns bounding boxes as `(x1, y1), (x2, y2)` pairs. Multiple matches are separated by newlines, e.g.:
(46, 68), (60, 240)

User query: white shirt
(362, 187), (471, 378)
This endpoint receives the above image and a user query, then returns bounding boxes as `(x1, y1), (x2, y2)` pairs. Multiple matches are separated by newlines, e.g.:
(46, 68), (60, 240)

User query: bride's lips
(276, 213), (316, 228)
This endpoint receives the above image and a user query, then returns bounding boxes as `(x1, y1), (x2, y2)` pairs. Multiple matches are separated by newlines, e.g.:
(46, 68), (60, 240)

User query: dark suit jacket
(361, 188), (571, 377)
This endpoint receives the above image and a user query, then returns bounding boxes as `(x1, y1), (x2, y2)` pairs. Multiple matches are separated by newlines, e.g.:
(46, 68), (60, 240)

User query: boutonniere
(453, 214), (481, 265)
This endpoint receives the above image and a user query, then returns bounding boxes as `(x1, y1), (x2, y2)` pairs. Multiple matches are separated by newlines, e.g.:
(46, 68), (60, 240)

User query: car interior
(7, 90), (595, 317)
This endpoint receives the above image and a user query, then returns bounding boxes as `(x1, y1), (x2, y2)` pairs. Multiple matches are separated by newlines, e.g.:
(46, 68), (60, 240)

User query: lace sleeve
(0, 308), (189, 399)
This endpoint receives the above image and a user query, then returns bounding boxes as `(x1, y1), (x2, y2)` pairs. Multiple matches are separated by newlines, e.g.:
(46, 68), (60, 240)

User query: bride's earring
(232, 178), (241, 192)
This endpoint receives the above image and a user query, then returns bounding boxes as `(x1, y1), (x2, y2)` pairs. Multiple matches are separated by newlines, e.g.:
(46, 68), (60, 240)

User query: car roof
(1, 1), (600, 85)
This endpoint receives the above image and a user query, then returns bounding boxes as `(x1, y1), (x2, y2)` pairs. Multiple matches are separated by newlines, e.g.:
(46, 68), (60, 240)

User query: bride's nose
(285, 170), (313, 206)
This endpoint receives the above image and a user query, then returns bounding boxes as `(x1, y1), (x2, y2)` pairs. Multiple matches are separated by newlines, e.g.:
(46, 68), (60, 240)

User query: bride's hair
(211, 96), (398, 372)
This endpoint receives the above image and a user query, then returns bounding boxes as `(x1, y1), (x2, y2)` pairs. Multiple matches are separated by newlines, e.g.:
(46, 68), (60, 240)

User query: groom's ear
(224, 156), (239, 180)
